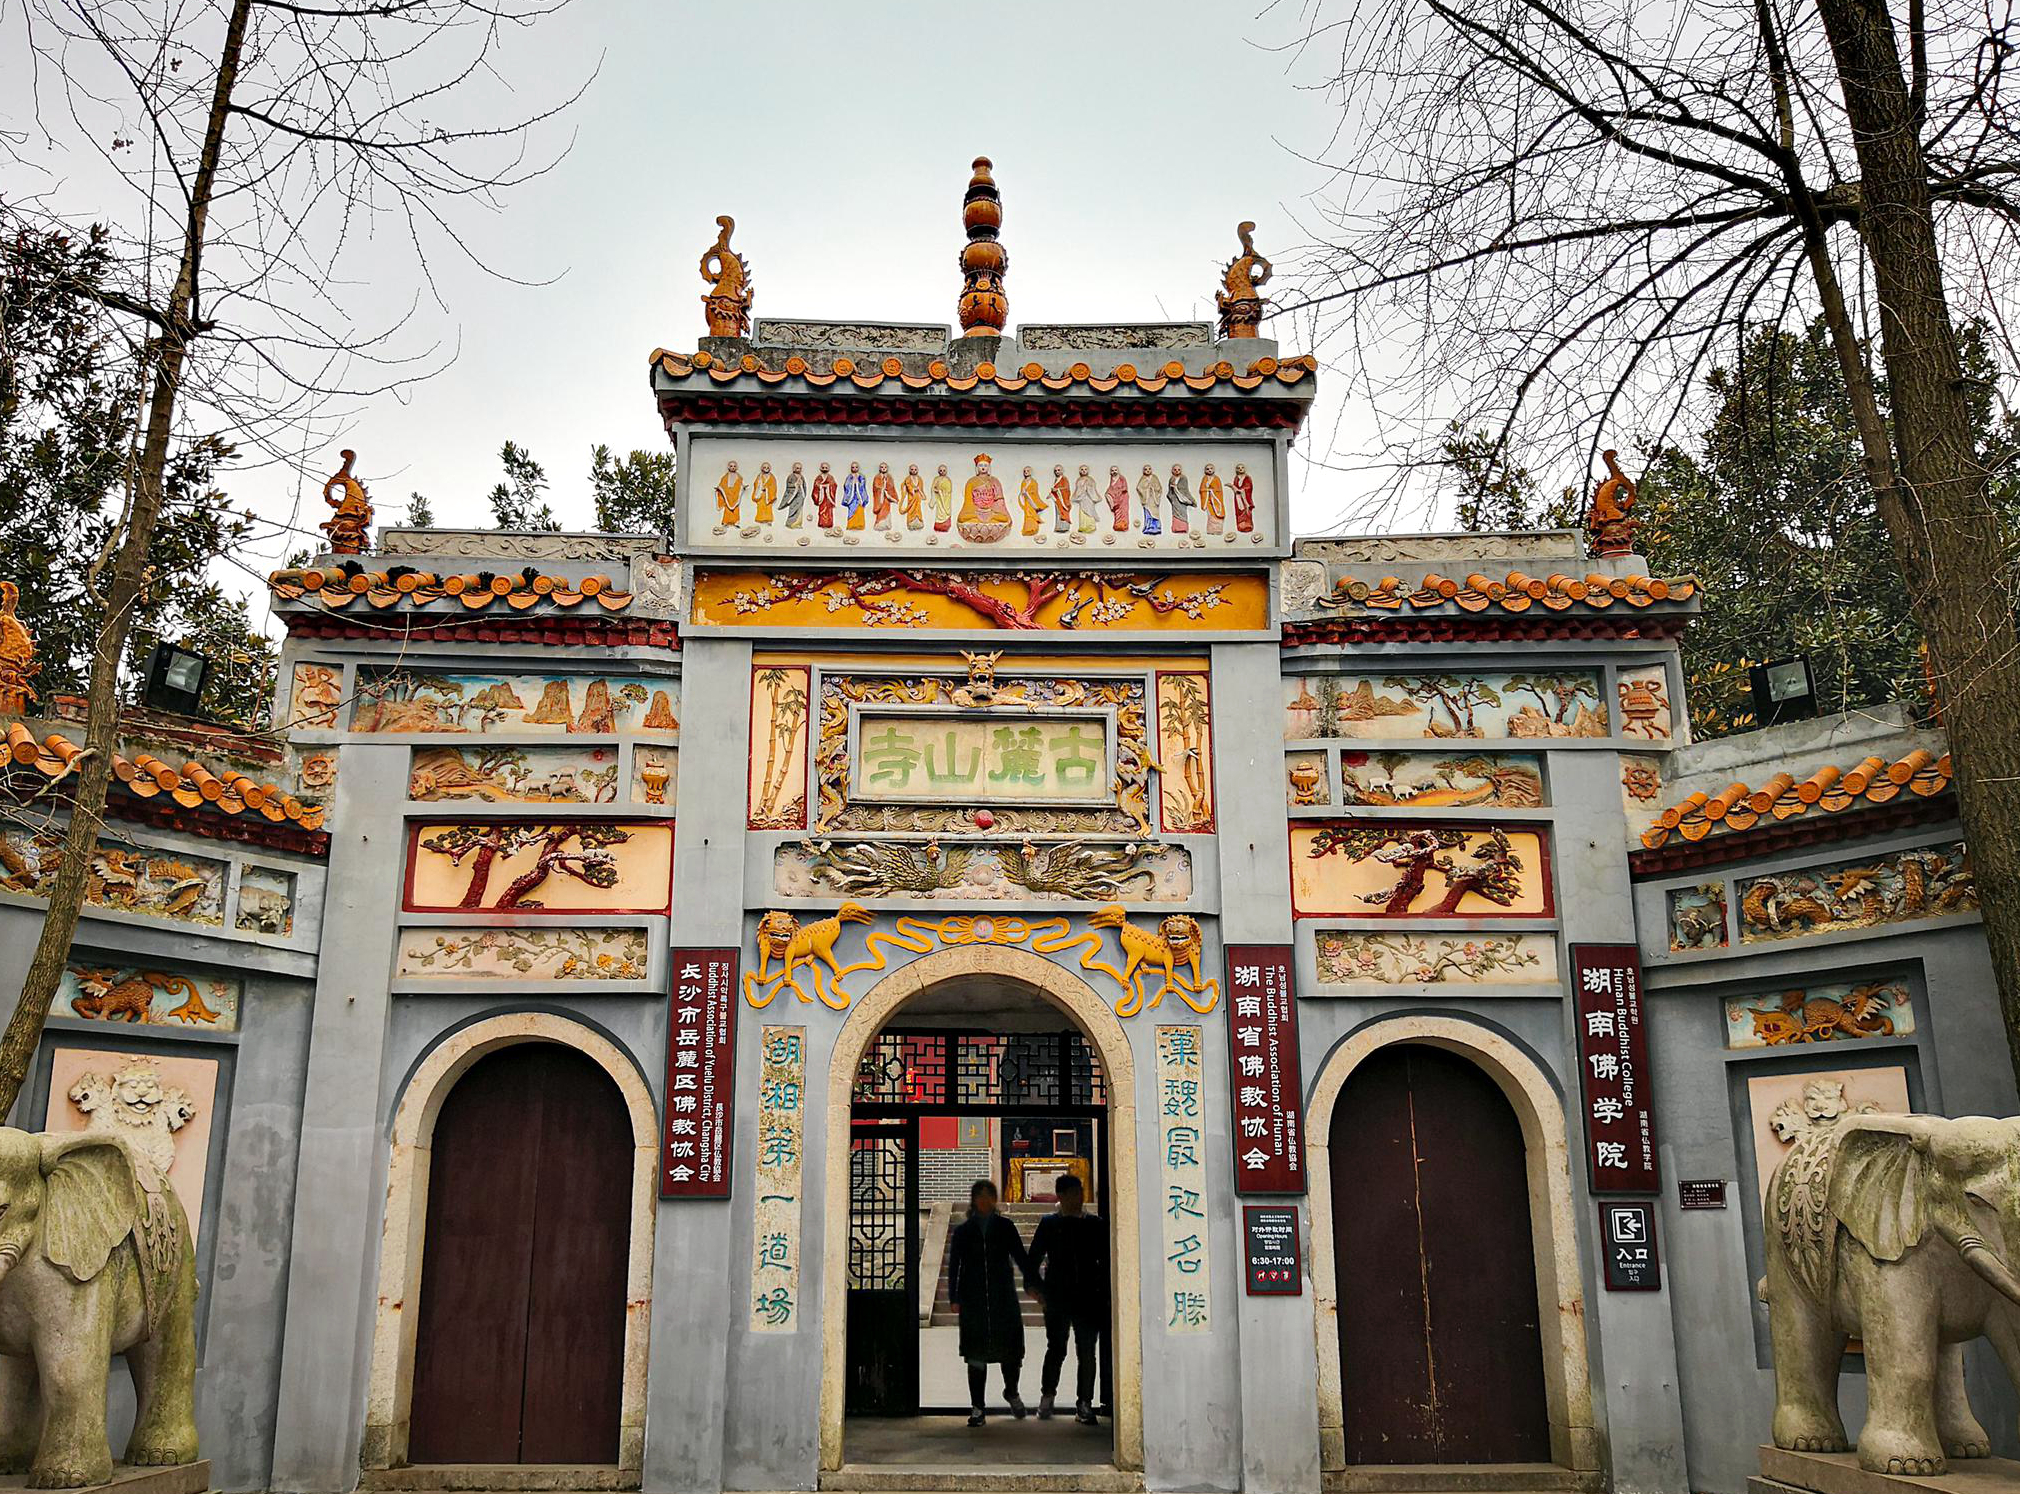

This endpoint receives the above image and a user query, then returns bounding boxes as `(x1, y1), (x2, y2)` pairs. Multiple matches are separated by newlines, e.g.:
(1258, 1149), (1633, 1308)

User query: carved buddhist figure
(1763, 1108), (2020, 1475)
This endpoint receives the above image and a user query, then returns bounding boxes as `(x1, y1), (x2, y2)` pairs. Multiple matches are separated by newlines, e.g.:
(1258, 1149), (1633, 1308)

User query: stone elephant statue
(1765, 1111), (2020, 1476)
(0, 1128), (198, 1487)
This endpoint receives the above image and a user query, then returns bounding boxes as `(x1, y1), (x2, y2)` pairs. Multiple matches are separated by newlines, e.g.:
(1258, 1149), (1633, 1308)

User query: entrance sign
(1571, 943), (1659, 1194)
(1224, 944), (1307, 1195)
(1242, 1205), (1303, 1296)
(1599, 1200), (1661, 1291)
(1155, 1025), (1213, 1334)
(749, 1026), (807, 1332)
(852, 710), (1114, 804)
(662, 947), (739, 1198)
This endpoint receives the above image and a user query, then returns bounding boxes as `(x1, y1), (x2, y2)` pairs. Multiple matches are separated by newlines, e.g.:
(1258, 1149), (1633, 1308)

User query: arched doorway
(817, 945), (1145, 1475)
(407, 1043), (631, 1465)
(1330, 1043), (1550, 1463)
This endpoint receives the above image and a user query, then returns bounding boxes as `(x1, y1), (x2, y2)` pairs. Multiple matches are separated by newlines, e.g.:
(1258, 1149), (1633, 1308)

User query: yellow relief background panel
(1289, 824), (1552, 918)
(406, 822), (674, 913)
(692, 570), (1271, 632)
(750, 665), (811, 829)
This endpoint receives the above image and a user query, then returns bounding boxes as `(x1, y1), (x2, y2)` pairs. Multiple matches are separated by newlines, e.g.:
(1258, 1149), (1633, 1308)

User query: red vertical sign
(1571, 943), (1659, 1194)
(661, 946), (739, 1198)
(1224, 943), (1307, 1195)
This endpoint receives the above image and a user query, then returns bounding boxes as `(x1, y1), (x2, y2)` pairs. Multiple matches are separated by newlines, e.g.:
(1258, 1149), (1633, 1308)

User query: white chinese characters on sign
(1572, 944), (1659, 1193)
(662, 949), (738, 1198)
(1156, 1025), (1212, 1334)
(1224, 945), (1306, 1194)
(750, 1026), (807, 1333)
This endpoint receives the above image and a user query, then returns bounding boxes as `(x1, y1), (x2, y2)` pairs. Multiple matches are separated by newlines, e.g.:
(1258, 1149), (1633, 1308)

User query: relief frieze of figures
(690, 437), (1275, 553)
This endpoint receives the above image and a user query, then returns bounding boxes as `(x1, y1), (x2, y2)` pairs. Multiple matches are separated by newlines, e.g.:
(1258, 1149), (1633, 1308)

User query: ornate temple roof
(268, 564), (636, 614)
(1639, 746), (1951, 851)
(3, 720), (327, 839)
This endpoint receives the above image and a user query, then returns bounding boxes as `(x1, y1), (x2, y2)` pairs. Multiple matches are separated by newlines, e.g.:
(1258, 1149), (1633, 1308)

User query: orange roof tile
(1314, 570), (1695, 616)
(269, 566), (633, 613)
(648, 347), (1318, 395)
(1639, 747), (1949, 849)
(4, 721), (324, 831)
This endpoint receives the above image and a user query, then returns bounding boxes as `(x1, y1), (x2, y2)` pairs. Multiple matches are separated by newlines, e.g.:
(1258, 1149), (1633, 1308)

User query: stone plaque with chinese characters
(1156, 1025), (1213, 1334)
(1224, 945), (1306, 1194)
(853, 712), (1113, 804)
(662, 948), (738, 1198)
(1573, 944), (1660, 1194)
(750, 1026), (807, 1333)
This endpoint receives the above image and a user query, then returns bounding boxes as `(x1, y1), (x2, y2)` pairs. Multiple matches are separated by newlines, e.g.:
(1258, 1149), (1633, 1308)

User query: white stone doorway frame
(816, 945), (1146, 1474)
(361, 1013), (660, 1474)
(1305, 1015), (1601, 1475)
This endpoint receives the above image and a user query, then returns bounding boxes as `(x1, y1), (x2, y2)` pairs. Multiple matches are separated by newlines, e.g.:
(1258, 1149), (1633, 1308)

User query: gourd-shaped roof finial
(956, 157), (1008, 337)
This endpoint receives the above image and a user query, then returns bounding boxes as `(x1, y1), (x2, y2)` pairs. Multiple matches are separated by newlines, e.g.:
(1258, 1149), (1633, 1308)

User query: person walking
(1026, 1175), (1107, 1425)
(947, 1179), (1034, 1426)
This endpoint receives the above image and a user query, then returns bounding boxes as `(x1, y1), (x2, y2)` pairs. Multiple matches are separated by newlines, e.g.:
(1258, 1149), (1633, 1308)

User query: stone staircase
(926, 1201), (1051, 1327)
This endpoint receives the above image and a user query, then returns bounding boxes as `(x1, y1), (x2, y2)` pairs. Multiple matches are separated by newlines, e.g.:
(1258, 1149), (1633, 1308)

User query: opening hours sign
(1224, 944), (1306, 1195)
(1571, 943), (1659, 1195)
(662, 947), (739, 1198)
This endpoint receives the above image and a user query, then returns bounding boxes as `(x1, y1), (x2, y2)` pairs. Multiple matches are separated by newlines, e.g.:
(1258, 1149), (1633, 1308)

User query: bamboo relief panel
(1290, 823), (1553, 918)
(749, 665), (811, 829)
(394, 927), (650, 982)
(351, 668), (679, 735)
(689, 435), (1277, 553)
(1155, 673), (1215, 832)
(1284, 671), (1608, 741)
(403, 821), (674, 913)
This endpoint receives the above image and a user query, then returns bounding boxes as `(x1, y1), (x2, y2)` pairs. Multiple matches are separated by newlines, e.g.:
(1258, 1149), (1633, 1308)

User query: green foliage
(1640, 318), (2020, 737)
(1444, 425), (1579, 531)
(0, 222), (275, 727)
(589, 444), (677, 536)
(487, 440), (559, 531)
(404, 491), (436, 528)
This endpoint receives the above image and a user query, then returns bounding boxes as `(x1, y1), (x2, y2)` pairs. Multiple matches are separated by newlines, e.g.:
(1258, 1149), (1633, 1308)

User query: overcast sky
(9, 2), (1392, 604)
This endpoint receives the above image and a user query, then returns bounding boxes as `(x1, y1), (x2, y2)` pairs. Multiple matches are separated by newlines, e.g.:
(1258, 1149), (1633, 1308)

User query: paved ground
(844, 1415), (1112, 1467)
(920, 1324), (1103, 1414)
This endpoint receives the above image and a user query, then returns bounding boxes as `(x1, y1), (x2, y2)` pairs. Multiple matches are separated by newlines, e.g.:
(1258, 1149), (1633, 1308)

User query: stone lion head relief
(67, 1059), (197, 1177)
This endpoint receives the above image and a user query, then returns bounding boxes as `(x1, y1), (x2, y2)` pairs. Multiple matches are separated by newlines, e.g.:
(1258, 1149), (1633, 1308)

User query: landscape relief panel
(395, 927), (650, 982)
(1725, 977), (1914, 1049)
(1738, 841), (1976, 943)
(57, 963), (240, 1031)
(352, 669), (679, 735)
(0, 822), (226, 927)
(404, 821), (674, 913)
(1315, 931), (1555, 985)
(1285, 671), (1608, 741)
(1291, 823), (1553, 918)
(688, 434), (1277, 552)
(409, 744), (623, 803)
(1337, 751), (1546, 808)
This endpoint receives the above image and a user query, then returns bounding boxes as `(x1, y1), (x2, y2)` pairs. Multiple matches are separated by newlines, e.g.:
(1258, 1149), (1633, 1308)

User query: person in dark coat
(1026, 1174), (1108, 1424)
(947, 1179), (1033, 1425)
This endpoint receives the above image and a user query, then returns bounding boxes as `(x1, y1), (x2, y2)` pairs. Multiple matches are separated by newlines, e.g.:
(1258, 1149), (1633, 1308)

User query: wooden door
(409, 1044), (631, 1464)
(1330, 1044), (1551, 1465)
(843, 1118), (919, 1415)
